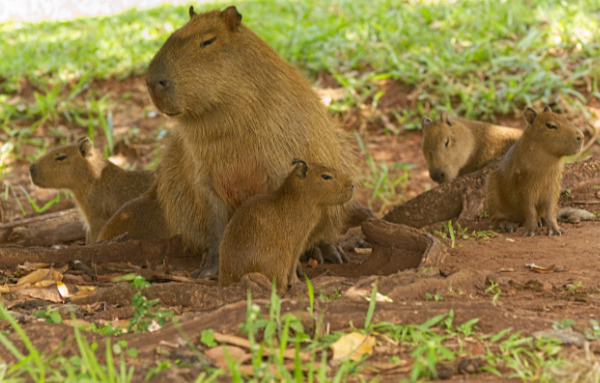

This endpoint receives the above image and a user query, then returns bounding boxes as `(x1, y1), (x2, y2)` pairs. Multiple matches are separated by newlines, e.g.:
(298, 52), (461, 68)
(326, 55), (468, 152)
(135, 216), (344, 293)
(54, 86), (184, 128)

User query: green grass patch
(0, 279), (585, 382)
(1, 0), (599, 115)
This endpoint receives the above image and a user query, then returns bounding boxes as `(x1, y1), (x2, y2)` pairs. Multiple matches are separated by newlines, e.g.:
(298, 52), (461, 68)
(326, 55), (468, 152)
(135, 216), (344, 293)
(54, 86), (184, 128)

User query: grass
(1, 0), (599, 211)
(0, 278), (588, 381)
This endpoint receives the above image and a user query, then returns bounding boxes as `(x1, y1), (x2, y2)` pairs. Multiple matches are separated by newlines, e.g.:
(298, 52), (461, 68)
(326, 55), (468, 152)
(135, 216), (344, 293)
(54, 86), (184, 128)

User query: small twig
(213, 332), (314, 362)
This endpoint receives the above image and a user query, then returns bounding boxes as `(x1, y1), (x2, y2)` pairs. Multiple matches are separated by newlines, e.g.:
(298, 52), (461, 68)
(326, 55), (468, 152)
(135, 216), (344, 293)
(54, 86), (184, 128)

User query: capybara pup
(421, 112), (522, 183)
(219, 159), (354, 292)
(486, 106), (583, 236)
(29, 137), (155, 243)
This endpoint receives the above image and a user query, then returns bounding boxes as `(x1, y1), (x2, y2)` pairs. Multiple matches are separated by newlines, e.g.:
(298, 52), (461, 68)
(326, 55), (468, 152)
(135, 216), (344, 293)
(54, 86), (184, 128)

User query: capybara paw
(336, 245), (350, 263)
(191, 265), (219, 280)
(499, 221), (518, 233)
(318, 242), (347, 264)
(547, 227), (565, 236)
(296, 262), (304, 278)
(522, 228), (540, 237)
(300, 246), (324, 264)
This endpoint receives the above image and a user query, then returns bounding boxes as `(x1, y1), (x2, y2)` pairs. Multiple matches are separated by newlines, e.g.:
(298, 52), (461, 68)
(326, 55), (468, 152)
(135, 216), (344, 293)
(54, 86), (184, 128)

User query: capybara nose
(430, 168), (446, 183)
(147, 77), (170, 92)
(29, 163), (37, 177)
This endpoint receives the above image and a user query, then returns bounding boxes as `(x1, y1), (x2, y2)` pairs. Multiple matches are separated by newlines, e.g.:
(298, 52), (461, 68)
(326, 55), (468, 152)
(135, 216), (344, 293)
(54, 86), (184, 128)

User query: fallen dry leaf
(330, 332), (376, 363)
(17, 268), (63, 285)
(354, 247), (372, 255)
(205, 345), (250, 368)
(70, 285), (98, 300)
(14, 284), (65, 302)
(525, 263), (555, 273)
(20, 262), (51, 271)
(57, 282), (70, 298)
(307, 258), (319, 268)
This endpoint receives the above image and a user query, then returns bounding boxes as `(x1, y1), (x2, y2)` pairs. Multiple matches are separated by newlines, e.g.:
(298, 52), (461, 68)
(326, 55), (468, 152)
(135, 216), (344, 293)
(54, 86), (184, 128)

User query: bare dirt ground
(1, 73), (600, 381)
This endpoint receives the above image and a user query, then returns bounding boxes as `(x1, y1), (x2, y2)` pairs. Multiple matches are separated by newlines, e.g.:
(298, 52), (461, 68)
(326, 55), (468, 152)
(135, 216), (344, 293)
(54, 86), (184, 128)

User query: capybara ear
(221, 6), (242, 31)
(543, 105), (552, 113)
(78, 137), (93, 157)
(421, 117), (432, 128)
(292, 158), (308, 179)
(524, 107), (538, 124)
(440, 111), (452, 126)
(189, 6), (196, 19)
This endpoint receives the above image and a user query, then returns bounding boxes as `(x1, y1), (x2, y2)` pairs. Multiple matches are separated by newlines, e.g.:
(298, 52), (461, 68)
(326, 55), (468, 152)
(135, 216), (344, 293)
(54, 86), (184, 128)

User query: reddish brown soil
(1, 73), (600, 381)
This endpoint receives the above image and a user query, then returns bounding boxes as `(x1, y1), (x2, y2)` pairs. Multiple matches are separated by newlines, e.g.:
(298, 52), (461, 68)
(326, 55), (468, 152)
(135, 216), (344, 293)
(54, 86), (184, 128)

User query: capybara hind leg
(301, 241), (348, 264)
(301, 246), (324, 264)
(498, 220), (518, 233)
(318, 241), (348, 263)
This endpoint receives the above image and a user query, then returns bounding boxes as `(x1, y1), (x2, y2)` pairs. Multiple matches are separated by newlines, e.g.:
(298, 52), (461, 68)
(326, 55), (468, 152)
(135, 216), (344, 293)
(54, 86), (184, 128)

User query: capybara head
(421, 112), (474, 183)
(523, 106), (583, 157)
(146, 5), (264, 118)
(29, 137), (101, 188)
(288, 159), (354, 206)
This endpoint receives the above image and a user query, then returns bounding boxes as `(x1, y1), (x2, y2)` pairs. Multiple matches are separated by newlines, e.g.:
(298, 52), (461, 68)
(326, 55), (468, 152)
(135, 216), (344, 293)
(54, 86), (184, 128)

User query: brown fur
(99, 6), (357, 275)
(219, 160), (353, 292)
(97, 183), (167, 242)
(29, 137), (155, 243)
(486, 106), (584, 236)
(421, 112), (522, 183)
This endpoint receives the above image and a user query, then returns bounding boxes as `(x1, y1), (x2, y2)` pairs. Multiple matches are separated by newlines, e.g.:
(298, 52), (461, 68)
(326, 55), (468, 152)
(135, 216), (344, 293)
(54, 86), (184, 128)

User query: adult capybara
(29, 137), (155, 243)
(486, 106), (583, 236)
(421, 112), (522, 183)
(99, 5), (357, 276)
(219, 160), (353, 292)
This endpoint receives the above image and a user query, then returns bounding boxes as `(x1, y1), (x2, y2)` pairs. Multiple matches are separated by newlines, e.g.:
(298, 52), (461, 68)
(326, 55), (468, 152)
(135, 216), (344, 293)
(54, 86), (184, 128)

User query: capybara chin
(486, 106), (583, 236)
(421, 112), (522, 183)
(29, 137), (155, 243)
(98, 5), (358, 276)
(219, 160), (354, 292)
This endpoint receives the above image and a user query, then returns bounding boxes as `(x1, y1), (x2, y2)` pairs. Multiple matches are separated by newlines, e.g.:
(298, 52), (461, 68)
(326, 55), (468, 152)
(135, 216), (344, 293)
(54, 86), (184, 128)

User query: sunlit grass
(1, 0), (599, 210)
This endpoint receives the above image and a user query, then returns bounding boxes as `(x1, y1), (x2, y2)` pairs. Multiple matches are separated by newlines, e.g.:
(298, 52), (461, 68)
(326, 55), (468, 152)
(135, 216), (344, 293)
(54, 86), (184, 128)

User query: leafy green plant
(566, 281), (584, 293)
(485, 280), (502, 305)
(425, 292), (444, 302)
(128, 276), (174, 332)
(553, 319), (575, 330)
(33, 306), (62, 324)
(109, 274), (174, 333)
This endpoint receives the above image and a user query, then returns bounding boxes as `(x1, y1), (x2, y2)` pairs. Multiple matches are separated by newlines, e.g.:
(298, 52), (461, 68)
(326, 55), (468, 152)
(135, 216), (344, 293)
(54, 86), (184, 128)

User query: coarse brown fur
(219, 160), (354, 292)
(29, 137), (155, 243)
(421, 112), (522, 183)
(97, 183), (168, 242)
(99, 6), (358, 275)
(486, 106), (584, 236)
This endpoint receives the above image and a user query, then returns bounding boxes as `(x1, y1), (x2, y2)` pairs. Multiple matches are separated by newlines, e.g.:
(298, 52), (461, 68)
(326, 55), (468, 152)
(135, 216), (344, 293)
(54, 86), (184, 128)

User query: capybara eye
(546, 123), (557, 130)
(55, 155), (67, 161)
(199, 37), (217, 48)
(321, 174), (332, 180)
(444, 138), (450, 148)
